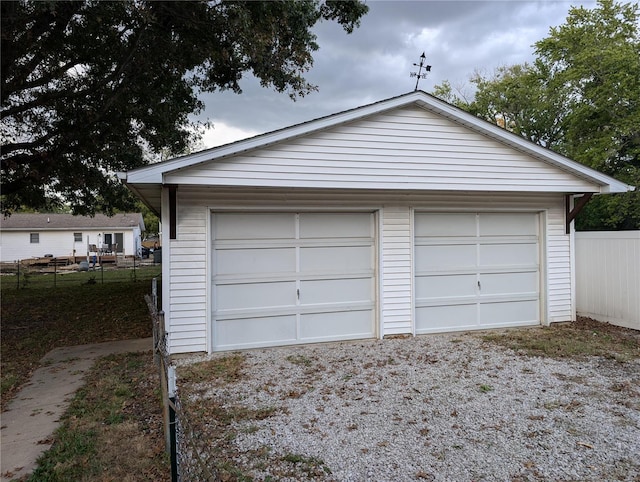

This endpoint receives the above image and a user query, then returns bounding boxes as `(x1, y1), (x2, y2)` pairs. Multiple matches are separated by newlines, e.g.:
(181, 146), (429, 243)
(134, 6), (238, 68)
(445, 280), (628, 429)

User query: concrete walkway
(0, 338), (153, 481)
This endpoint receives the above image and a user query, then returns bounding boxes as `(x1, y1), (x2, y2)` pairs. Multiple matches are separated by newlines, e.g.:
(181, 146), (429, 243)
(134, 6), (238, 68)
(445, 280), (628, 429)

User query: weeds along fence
(146, 280), (218, 482)
(1, 259), (162, 289)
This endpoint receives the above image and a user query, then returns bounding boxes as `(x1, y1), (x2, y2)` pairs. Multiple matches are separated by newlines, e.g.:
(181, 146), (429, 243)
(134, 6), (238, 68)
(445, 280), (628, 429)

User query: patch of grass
(241, 425), (260, 434)
(482, 317), (639, 361)
(27, 352), (169, 481)
(192, 401), (278, 427)
(4, 264), (161, 289)
(282, 453), (332, 476)
(478, 384), (494, 393)
(286, 354), (313, 366)
(0, 373), (18, 401)
(215, 461), (254, 481)
(178, 353), (246, 384)
(1, 266), (161, 410)
(28, 427), (98, 480)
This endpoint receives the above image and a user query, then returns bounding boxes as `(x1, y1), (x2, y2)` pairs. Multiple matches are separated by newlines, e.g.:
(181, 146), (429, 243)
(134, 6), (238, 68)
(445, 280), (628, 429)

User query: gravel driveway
(176, 331), (640, 481)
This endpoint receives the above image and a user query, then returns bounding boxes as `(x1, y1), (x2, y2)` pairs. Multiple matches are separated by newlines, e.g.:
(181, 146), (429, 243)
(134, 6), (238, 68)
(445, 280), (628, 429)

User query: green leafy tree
(467, 64), (571, 152)
(534, 0), (639, 229)
(430, 79), (472, 109)
(432, 0), (639, 230)
(1, 0), (368, 215)
(138, 201), (160, 238)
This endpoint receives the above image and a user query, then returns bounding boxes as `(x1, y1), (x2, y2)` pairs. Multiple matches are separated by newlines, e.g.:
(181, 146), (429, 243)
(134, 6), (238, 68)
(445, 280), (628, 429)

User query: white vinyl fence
(575, 231), (640, 330)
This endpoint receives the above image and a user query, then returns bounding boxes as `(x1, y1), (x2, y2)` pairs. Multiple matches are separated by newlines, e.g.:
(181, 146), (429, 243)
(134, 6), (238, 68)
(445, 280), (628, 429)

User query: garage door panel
(214, 213), (295, 239)
(480, 272), (537, 296)
(479, 300), (538, 325)
(300, 277), (373, 305)
(415, 211), (540, 334)
(216, 247), (295, 275)
(415, 304), (477, 333)
(479, 243), (538, 267)
(415, 244), (476, 270)
(416, 274), (476, 299)
(300, 245), (372, 272)
(216, 315), (297, 348)
(300, 213), (372, 238)
(479, 213), (537, 236)
(300, 309), (374, 340)
(415, 213), (476, 237)
(212, 211), (376, 350)
(216, 281), (296, 310)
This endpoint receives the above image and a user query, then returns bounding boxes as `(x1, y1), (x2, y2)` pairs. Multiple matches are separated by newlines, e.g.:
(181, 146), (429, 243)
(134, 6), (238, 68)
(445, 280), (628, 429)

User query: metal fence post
(16, 260), (20, 289)
(168, 366), (178, 482)
(152, 278), (158, 310)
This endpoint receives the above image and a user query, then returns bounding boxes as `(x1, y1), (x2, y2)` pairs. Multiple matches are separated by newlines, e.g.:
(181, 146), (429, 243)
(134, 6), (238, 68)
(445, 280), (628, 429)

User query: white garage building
(121, 91), (632, 354)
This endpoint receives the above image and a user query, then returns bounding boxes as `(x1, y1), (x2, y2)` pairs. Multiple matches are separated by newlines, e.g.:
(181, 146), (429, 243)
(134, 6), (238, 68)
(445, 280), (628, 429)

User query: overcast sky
(196, 0), (597, 148)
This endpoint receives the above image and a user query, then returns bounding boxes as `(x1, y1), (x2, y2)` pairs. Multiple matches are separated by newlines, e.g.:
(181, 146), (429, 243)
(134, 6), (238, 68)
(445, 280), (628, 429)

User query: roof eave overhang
(118, 172), (162, 216)
(3, 225), (141, 231)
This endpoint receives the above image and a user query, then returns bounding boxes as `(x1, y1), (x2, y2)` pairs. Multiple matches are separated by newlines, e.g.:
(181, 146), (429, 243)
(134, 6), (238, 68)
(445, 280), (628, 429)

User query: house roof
(121, 90), (634, 213)
(1, 213), (145, 232)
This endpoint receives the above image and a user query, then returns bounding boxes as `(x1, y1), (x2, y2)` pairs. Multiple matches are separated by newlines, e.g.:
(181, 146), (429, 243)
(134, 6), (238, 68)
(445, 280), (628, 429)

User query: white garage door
(415, 212), (540, 333)
(212, 212), (376, 350)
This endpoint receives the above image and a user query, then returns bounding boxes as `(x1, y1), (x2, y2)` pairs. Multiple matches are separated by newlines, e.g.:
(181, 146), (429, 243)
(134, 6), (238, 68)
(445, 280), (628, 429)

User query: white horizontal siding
(1, 230), (87, 261)
(547, 202), (573, 322)
(164, 187), (575, 354)
(0, 229), (138, 262)
(167, 190), (209, 354)
(381, 207), (413, 335)
(575, 231), (640, 329)
(165, 107), (599, 193)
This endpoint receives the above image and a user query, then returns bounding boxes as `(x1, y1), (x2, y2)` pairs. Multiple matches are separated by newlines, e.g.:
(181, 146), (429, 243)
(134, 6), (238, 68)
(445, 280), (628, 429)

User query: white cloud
(200, 121), (260, 148)
(405, 27), (443, 50)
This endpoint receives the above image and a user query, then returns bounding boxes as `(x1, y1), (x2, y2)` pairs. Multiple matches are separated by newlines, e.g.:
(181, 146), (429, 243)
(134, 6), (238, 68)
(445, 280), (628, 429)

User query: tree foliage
(136, 201), (159, 237)
(468, 64), (572, 151)
(432, 0), (639, 230)
(1, 0), (368, 215)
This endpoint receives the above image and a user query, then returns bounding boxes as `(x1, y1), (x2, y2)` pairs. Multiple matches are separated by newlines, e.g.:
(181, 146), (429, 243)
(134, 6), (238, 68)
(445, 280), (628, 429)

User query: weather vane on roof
(410, 52), (431, 91)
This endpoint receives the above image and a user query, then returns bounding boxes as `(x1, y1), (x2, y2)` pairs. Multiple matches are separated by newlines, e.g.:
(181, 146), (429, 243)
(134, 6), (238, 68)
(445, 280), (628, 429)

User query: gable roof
(121, 91), (633, 212)
(1, 213), (145, 231)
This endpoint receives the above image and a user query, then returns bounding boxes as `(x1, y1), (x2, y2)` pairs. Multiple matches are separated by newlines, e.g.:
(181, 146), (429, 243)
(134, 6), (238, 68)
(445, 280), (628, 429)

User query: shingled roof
(1, 213), (145, 231)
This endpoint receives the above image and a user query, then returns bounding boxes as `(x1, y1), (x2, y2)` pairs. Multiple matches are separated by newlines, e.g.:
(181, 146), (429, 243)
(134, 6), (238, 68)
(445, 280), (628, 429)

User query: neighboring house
(0, 213), (145, 262)
(121, 91), (634, 355)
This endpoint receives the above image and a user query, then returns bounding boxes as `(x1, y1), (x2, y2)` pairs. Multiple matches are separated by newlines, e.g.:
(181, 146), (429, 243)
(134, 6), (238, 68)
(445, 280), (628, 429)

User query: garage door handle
(297, 288), (300, 299)
(477, 281), (481, 290)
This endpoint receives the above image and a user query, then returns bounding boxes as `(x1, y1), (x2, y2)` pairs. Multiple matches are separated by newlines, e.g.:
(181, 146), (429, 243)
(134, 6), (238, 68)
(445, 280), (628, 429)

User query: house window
(30, 233), (39, 244)
(74, 232), (82, 242)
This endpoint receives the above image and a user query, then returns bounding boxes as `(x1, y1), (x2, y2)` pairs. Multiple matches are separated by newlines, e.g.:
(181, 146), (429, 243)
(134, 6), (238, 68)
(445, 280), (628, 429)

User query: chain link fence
(1, 258), (161, 289)
(174, 396), (221, 481)
(146, 279), (220, 481)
